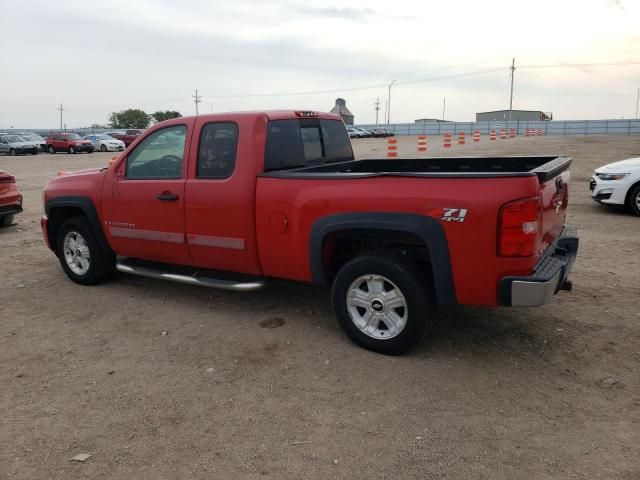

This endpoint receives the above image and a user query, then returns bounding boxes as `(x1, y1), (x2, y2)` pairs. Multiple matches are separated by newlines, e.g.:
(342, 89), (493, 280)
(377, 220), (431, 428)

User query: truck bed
(262, 155), (571, 182)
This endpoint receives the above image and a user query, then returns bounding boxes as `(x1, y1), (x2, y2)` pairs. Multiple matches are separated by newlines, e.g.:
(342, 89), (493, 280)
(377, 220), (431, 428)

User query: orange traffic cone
(509, 128), (516, 138)
(417, 135), (427, 153)
(473, 130), (480, 142)
(458, 132), (466, 145)
(443, 133), (452, 148)
(387, 137), (398, 157)
(490, 130), (497, 140)
(500, 129), (507, 139)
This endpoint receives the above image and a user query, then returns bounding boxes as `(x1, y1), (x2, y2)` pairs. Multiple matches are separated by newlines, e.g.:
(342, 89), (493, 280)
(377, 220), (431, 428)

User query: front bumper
(499, 225), (579, 307)
(0, 203), (23, 217)
(74, 144), (94, 152)
(589, 176), (627, 205)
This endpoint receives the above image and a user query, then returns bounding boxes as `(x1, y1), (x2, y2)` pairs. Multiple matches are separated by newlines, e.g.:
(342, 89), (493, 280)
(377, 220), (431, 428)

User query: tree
(109, 109), (150, 129)
(151, 111), (182, 123)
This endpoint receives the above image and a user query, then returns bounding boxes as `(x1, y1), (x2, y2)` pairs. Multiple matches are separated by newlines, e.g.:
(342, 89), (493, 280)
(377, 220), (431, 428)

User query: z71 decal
(426, 207), (468, 223)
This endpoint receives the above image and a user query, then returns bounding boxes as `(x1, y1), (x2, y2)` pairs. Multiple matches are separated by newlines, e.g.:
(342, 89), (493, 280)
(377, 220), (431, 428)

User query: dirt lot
(1, 135), (639, 479)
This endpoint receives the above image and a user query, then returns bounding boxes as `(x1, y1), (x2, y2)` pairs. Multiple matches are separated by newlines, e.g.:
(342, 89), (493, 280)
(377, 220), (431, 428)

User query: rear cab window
(264, 118), (353, 172)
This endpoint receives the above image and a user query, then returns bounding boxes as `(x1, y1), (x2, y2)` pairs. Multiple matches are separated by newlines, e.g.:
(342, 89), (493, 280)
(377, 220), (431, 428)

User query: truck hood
(595, 157), (640, 173)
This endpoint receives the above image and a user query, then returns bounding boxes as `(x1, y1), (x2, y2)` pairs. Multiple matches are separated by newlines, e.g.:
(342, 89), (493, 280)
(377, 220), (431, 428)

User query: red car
(110, 129), (145, 147)
(41, 111), (578, 355)
(46, 133), (94, 154)
(0, 171), (22, 227)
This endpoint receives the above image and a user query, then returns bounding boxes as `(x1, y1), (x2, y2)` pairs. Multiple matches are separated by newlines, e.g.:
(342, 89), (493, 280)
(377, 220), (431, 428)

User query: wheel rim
(69, 147), (75, 154)
(49, 146), (54, 153)
(10, 149), (15, 156)
(63, 231), (91, 276)
(101, 144), (107, 152)
(635, 191), (640, 210)
(346, 274), (408, 340)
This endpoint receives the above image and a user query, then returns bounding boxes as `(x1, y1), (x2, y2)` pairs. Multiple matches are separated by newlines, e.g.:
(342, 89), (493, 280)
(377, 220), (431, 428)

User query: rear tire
(331, 250), (432, 355)
(628, 184), (640, 216)
(9, 148), (16, 156)
(48, 145), (55, 154)
(0, 214), (15, 227)
(100, 144), (107, 152)
(68, 146), (76, 154)
(56, 216), (115, 285)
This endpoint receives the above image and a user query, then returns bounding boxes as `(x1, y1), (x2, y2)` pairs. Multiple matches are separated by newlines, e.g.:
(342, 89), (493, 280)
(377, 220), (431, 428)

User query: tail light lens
(498, 197), (540, 257)
(0, 174), (16, 184)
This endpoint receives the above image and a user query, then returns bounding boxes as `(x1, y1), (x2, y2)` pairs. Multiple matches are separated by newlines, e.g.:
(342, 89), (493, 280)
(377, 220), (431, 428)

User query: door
(101, 123), (193, 265)
(184, 118), (262, 275)
(0, 136), (8, 154)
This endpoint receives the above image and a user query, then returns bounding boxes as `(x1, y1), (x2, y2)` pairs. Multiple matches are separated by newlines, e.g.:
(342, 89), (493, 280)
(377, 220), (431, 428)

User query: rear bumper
(499, 225), (578, 307)
(0, 203), (23, 217)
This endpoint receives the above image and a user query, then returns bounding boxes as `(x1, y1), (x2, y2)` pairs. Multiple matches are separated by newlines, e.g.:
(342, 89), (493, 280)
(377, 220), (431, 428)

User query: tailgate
(535, 157), (571, 254)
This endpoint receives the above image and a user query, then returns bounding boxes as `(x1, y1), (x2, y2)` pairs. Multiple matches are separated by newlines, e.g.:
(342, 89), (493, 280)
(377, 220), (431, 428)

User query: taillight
(0, 174), (16, 184)
(498, 197), (540, 257)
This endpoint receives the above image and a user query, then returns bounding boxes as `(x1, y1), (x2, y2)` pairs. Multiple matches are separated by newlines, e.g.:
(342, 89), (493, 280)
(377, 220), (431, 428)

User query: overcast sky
(1, 0), (638, 129)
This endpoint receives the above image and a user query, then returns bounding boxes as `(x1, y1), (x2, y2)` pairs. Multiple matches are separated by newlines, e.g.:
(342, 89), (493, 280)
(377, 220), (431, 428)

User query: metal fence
(356, 119), (640, 136)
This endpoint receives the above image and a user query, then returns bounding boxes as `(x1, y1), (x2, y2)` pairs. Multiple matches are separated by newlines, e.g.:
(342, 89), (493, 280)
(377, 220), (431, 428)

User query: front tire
(48, 145), (55, 154)
(0, 214), (15, 227)
(100, 144), (107, 152)
(628, 184), (640, 216)
(331, 250), (432, 355)
(68, 146), (76, 154)
(9, 148), (16, 156)
(56, 216), (115, 285)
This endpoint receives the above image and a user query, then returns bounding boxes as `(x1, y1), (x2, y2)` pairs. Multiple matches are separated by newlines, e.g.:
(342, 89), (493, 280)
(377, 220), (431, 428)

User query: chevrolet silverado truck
(110, 129), (145, 147)
(41, 111), (578, 355)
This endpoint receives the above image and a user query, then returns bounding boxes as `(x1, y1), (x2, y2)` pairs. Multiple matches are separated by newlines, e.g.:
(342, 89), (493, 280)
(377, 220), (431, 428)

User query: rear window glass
(197, 122), (238, 179)
(264, 119), (352, 172)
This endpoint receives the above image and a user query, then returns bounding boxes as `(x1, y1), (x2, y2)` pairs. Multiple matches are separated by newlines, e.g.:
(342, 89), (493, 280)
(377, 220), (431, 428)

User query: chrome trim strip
(187, 234), (245, 250)
(109, 227), (184, 244)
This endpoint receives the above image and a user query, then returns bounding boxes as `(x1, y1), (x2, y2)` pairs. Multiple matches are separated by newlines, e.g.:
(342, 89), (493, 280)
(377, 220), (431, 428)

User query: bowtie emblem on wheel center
(371, 299), (384, 312)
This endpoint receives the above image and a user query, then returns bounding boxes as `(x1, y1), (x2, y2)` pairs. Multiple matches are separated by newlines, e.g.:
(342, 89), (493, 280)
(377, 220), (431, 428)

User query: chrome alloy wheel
(635, 190), (640, 210)
(346, 274), (408, 340)
(63, 231), (91, 276)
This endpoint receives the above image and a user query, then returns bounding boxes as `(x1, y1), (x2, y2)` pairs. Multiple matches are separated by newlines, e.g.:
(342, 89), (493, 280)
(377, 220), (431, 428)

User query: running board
(116, 258), (266, 291)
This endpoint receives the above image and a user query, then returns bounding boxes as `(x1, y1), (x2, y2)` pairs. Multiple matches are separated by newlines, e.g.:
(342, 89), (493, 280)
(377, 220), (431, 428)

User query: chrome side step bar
(116, 260), (266, 291)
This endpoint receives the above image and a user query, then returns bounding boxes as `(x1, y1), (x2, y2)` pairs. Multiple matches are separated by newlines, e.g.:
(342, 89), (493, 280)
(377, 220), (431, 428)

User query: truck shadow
(116, 274), (557, 362)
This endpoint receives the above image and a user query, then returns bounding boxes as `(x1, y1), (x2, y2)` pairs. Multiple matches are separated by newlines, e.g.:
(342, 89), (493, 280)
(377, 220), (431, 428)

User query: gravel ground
(1, 135), (639, 479)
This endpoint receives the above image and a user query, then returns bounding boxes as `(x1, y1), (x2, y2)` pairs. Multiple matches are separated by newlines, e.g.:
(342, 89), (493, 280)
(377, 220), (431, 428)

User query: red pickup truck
(41, 111), (578, 354)
(110, 129), (145, 147)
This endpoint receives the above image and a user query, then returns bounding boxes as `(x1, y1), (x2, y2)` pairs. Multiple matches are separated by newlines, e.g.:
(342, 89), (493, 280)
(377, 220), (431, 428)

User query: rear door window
(264, 119), (352, 171)
(197, 122), (238, 179)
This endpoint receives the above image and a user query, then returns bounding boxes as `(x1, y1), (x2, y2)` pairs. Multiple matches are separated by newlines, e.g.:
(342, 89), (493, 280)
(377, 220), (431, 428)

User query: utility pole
(442, 97), (446, 121)
(374, 98), (380, 125)
(636, 87), (639, 119)
(387, 80), (396, 124)
(57, 103), (64, 131)
(193, 89), (202, 115)
(210, 102), (214, 113)
(508, 57), (516, 123)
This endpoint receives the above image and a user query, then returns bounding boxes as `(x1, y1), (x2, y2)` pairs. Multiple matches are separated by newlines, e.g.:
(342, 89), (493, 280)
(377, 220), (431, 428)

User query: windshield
(97, 135), (114, 140)
(66, 134), (82, 140)
(20, 134), (41, 141)
(6, 135), (26, 142)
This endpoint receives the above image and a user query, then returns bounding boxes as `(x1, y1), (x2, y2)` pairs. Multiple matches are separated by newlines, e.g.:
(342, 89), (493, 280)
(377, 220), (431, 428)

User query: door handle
(156, 192), (179, 201)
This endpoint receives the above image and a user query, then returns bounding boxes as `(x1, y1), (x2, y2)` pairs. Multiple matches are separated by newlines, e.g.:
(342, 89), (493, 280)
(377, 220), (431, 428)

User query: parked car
(590, 156), (640, 216)
(104, 131), (125, 138)
(0, 170), (22, 227)
(110, 129), (145, 147)
(84, 134), (126, 152)
(46, 133), (94, 154)
(372, 128), (394, 138)
(346, 127), (371, 138)
(41, 110), (578, 355)
(0, 134), (39, 156)
(15, 132), (47, 151)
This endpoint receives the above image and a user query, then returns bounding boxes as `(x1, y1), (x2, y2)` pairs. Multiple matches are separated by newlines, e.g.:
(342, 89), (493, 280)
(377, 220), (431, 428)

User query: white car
(590, 156), (640, 216)
(83, 134), (125, 152)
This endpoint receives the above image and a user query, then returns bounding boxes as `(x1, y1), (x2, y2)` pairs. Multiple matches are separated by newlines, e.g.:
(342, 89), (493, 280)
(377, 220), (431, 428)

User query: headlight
(596, 173), (629, 180)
